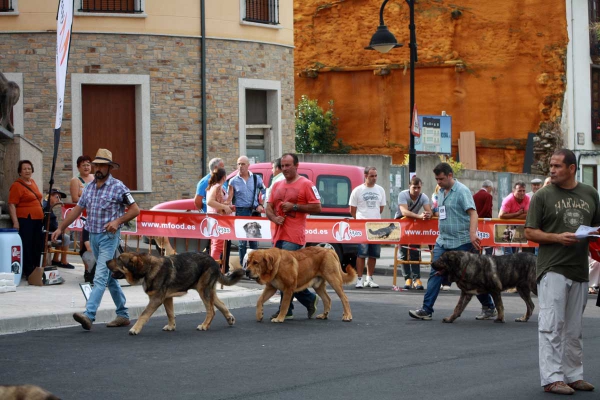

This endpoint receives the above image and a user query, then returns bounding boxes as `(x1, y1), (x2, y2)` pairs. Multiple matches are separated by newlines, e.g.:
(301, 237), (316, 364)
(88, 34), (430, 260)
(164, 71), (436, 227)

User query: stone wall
(0, 33), (294, 209)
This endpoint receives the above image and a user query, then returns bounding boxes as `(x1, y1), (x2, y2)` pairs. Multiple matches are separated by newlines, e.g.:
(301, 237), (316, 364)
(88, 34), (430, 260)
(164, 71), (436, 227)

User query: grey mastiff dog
(431, 251), (537, 323)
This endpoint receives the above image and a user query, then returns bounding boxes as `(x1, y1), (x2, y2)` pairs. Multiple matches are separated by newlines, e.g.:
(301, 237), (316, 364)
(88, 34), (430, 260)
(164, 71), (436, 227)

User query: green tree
(295, 95), (351, 154)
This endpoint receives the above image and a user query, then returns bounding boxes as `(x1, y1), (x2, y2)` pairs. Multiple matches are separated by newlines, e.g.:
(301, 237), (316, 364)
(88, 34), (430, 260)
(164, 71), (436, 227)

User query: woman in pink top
(206, 168), (233, 261)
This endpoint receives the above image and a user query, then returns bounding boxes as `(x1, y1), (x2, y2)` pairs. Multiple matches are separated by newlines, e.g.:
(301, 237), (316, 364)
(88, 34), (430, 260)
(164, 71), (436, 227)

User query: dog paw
(442, 317), (453, 323)
(342, 315), (352, 322)
(162, 324), (176, 331)
(270, 318), (284, 323)
(493, 319), (505, 324)
(128, 328), (140, 335)
(316, 313), (328, 320)
(515, 317), (528, 323)
(226, 315), (235, 326)
(197, 324), (209, 331)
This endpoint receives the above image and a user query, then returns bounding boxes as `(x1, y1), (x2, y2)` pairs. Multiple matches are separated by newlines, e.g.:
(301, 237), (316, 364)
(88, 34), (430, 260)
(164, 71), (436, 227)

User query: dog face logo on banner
(11, 246), (21, 274)
(332, 221), (362, 241)
(200, 217), (220, 238)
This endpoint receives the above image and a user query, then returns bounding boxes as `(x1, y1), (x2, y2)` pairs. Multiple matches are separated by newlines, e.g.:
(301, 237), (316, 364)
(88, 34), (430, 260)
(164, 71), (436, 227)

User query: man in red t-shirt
(266, 153), (322, 319)
(499, 181), (529, 254)
(473, 180), (494, 255)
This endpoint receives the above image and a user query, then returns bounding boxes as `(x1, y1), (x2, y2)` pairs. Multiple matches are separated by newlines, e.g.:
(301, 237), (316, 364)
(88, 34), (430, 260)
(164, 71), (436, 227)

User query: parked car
(150, 162), (366, 269)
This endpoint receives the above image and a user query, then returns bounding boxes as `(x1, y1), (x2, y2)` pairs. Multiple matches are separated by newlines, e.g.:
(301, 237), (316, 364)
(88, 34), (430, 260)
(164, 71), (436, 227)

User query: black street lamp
(366, 0), (417, 176)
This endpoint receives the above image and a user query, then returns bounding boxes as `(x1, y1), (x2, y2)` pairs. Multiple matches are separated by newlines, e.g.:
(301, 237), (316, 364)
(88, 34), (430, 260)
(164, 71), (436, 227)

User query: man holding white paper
(525, 149), (600, 395)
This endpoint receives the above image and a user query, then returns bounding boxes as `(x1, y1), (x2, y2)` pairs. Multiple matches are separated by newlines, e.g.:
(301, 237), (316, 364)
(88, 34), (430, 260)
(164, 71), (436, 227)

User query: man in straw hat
(53, 149), (140, 330)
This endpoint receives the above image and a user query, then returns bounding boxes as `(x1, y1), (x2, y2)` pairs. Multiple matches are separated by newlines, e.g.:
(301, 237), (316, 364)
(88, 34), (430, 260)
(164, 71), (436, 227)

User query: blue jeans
(236, 207), (258, 263)
(422, 242), (495, 314)
(85, 230), (129, 322)
(275, 240), (316, 313)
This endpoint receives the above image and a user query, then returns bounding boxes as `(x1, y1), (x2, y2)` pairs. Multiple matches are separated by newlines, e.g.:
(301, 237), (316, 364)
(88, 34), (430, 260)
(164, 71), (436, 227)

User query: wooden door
(82, 84), (137, 189)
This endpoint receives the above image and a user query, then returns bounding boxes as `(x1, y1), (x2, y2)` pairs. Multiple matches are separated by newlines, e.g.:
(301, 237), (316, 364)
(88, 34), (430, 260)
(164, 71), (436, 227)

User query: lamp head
(365, 25), (403, 53)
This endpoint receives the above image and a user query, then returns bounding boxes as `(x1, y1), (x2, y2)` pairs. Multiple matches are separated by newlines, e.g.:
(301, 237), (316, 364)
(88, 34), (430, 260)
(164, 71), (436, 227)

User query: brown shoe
(568, 380), (595, 391)
(544, 381), (575, 395)
(73, 313), (92, 331)
(107, 316), (130, 327)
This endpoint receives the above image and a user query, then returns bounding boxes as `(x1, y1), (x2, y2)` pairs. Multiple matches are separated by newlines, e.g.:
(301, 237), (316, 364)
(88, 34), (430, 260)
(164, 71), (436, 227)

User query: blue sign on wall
(414, 115), (452, 154)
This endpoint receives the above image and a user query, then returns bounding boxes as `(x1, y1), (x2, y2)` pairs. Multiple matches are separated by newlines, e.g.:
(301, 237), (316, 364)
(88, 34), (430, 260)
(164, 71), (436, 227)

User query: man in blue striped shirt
(53, 149), (140, 330)
(409, 163), (496, 321)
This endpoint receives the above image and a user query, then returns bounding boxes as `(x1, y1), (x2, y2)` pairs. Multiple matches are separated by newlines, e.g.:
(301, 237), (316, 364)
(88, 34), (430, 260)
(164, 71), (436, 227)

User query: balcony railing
(79, 0), (143, 13)
(244, 0), (279, 25)
(0, 0), (14, 12)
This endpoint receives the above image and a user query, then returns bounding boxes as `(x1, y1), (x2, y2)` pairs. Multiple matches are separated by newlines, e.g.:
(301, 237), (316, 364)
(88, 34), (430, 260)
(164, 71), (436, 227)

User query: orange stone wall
(293, 0), (568, 172)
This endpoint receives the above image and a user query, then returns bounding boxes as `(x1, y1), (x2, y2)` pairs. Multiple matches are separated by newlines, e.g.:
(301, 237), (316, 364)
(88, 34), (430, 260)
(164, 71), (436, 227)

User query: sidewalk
(0, 245), (426, 335)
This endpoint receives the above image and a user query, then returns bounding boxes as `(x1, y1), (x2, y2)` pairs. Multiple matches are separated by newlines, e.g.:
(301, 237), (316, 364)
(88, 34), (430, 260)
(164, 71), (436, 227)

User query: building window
(242, 0), (279, 25)
(71, 74), (152, 192)
(0, 0), (18, 14)
(78, 0), (143, 14)
(582, 165), (598, 189)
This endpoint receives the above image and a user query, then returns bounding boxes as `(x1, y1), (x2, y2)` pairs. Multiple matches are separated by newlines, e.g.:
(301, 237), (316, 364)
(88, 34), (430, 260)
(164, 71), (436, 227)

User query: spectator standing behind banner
(70, 155), (95, 282)
(350, 166), (387, 289)
(527, 178), (543, 199)
(525, 148), (598, 395)
(473, 180), (494, 255)
(42, 189), (74, 269)
(409, 162), (496, 321)
(499, 181), (529, 254)
(266, 153), (322, 320)
(206, 167), (234, 262)
(53, 148), (140, 331)
(266, 157), (284, 202)
(395, 176), (432, 290)
(193, 157), (225, 254)
(228, 155), (266, 264)
(8, 160), (44, 282)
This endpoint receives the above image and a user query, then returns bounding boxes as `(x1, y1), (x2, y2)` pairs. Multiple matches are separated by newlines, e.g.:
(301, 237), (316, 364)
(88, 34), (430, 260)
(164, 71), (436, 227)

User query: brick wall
(0, 33), (295, 209)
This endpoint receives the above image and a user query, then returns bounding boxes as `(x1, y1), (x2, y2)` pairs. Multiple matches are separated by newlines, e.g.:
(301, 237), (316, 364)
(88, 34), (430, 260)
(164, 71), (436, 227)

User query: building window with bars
(0, 0), (14, 12)
(78, 0), (143, 14)
(244, 0), (279, 25)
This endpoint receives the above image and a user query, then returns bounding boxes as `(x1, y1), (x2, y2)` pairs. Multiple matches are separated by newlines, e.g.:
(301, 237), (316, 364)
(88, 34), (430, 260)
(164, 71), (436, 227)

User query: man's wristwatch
(293, 204), (298, 211)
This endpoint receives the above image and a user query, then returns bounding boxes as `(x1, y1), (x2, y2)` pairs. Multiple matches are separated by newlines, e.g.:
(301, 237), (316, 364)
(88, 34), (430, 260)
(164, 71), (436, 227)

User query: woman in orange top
(8, 160), (44, 280)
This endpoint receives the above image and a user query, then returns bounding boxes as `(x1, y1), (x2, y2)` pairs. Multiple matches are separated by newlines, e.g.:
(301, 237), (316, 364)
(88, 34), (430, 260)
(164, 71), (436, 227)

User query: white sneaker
(363, 279), (380, 288)
(441, 285), (451, 291)
(355, 278), (364, 288)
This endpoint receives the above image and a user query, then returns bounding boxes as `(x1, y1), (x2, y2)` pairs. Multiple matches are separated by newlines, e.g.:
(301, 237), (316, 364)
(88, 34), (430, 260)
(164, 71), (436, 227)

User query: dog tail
(342, 265), (357, 284)
(218, 269), (244, 286)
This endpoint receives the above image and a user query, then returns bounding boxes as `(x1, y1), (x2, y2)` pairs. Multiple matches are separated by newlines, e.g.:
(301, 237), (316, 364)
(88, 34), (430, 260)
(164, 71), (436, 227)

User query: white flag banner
(411, 103), (420, 138)
(55, 0), (74, 130)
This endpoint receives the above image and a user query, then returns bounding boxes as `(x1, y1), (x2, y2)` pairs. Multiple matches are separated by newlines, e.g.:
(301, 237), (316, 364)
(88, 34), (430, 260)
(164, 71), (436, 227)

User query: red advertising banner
(61, 206), (534, 247)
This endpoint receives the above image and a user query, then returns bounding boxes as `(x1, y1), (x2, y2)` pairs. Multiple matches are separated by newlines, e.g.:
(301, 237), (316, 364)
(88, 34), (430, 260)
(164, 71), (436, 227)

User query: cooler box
(0, 228), (23, 286)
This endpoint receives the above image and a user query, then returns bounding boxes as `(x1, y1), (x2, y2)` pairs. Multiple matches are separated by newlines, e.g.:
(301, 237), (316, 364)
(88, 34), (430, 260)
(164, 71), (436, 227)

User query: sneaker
(270, 311), (293, 320)
(106, 316), (131, 327)
(307, 296), (319, 319)
(73, 312), (92, 330)
(409, 308), (432, 320)
(403, 279), (413, 290)
(475, 307), (498, 320)
(441, 285), (451, 291)
(363, 279), (379, 288)
(51, 260), (61, 267)
(57, 263), (75, 269)
(567, 380), (595, 391)
(355, 278), (364, 288)
(544, 381), (575, 395)
(414, 279), (424, 290)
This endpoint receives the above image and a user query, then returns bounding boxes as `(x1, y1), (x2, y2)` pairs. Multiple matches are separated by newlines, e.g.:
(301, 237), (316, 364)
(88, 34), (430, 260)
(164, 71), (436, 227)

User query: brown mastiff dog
(245, 246), (356, 323)
(107, 252), (243, 335)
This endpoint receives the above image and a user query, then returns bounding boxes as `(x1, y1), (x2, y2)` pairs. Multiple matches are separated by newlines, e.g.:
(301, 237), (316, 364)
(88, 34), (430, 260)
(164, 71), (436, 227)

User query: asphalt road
(1, 274), (599, 400)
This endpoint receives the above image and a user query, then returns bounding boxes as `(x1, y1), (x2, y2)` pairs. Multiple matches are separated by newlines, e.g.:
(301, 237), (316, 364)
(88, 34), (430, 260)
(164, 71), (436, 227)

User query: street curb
(0, 289), (263, 336)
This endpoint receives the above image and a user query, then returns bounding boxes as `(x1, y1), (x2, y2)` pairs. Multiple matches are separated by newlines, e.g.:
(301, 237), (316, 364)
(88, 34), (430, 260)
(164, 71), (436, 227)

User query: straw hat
(92, 148), (120, 169)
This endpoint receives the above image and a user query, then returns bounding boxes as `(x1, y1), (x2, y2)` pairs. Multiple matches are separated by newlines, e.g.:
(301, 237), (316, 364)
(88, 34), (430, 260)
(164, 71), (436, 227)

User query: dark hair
(18, 160), (34, 174)
(433, 162), (453, 176)
(76, 155), (92, 167)
(553, 148), (577, 169)
(208, 167), (226, 189)
(273, 158), (282, 170)
(513, 181), (526, 189)
(364, 166), (377, 175)
(281, 153), (299, 166)
(410, 176), (422, 186)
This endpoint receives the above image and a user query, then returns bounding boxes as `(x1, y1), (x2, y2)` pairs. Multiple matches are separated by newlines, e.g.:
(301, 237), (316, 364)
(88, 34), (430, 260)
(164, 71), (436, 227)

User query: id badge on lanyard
(439, 206), (447, 220)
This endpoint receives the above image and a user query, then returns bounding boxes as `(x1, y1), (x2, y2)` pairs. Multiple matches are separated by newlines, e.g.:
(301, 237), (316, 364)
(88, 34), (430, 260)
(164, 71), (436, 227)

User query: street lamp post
(366, 0), (417, 176)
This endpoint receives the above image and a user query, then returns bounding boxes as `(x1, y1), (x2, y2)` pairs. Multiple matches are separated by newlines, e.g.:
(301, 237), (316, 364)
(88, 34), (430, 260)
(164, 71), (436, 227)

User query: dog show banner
(61, 205), (534, 247)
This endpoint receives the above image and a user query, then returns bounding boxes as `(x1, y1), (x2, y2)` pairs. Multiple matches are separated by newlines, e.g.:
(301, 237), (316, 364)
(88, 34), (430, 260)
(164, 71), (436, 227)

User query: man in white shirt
(349, 166), (387, 288)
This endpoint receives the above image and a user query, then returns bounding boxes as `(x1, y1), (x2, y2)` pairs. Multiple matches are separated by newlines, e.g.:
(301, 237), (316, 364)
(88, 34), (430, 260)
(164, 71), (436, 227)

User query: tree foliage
(295, 95), (351, 154)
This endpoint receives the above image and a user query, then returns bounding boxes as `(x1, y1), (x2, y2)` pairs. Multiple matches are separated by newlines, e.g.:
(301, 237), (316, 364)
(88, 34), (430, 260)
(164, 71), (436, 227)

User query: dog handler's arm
(52, 205), (83, 242)
(467, 208), (481, 250)
(524, 228), (579, 246)
(104, 203), (140, 234)
(266, 201), (285, 225)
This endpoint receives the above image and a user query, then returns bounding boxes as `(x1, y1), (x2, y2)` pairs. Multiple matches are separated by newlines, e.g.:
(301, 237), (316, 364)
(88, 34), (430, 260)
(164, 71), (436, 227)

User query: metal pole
(407, 0), (417, 176)
(201, 0), (207, 176)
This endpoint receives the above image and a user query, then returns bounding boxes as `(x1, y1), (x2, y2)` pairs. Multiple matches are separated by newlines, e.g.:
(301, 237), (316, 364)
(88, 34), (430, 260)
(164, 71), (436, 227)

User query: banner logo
(11, 246), (21, 274)
(332, 221), (362, 241)
(200, 217), (220, 237)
